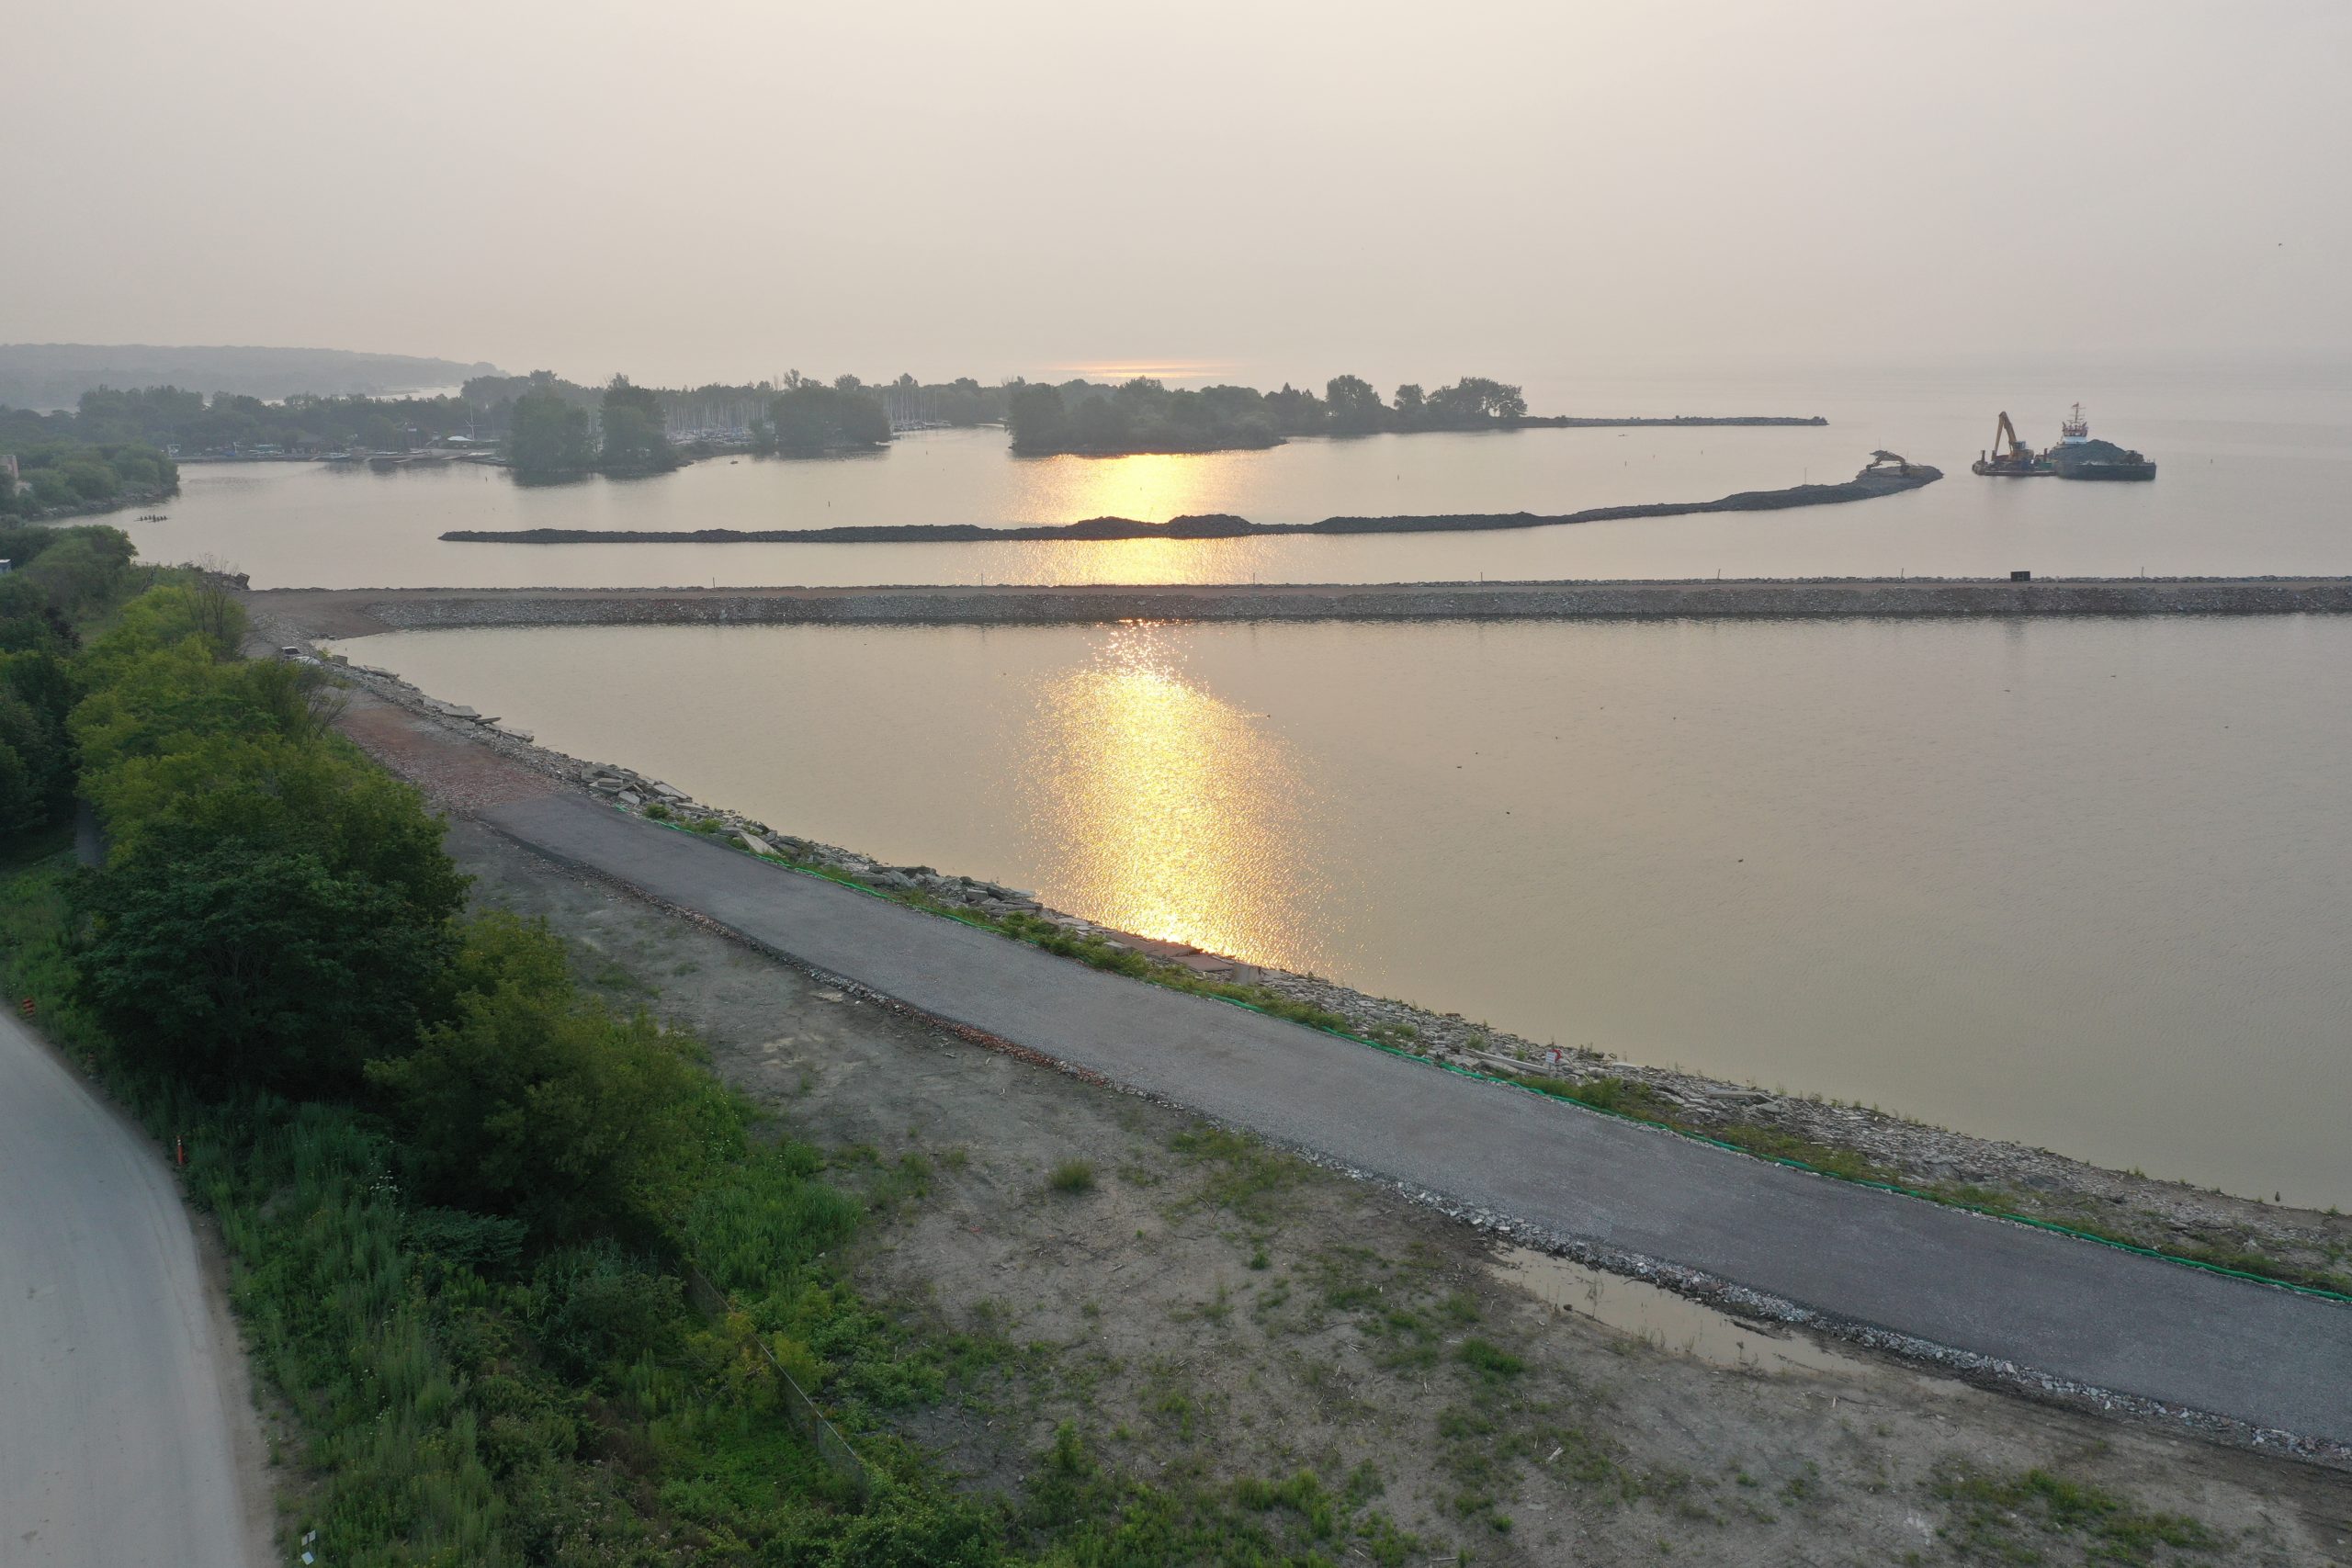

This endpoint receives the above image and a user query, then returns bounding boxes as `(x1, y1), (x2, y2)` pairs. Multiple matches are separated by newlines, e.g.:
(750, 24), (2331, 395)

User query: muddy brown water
(1491, 1247), (1867, 1377)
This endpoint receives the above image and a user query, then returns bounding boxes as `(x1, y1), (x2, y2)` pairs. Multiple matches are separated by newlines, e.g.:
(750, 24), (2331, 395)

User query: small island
(507, 376), (684, 484)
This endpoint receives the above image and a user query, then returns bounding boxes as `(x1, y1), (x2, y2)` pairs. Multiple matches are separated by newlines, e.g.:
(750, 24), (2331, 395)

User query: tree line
(5, 384), (481, 457)
(3, 367), (1538, 493)
(1005, 375), (1529, 456)
(0, 441), (178, 520)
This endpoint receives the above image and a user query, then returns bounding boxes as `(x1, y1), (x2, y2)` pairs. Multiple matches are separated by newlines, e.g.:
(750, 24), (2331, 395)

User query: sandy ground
(448, 818), (2352, 1566)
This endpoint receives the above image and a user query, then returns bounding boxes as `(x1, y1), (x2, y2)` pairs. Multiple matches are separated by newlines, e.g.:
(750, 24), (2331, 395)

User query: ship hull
(2053, 461), (2156, 481)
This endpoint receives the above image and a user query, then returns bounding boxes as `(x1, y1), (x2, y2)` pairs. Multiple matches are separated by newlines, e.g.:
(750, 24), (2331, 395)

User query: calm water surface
(337, 615), (2352, 1207)
(140, 360), (2352, 588)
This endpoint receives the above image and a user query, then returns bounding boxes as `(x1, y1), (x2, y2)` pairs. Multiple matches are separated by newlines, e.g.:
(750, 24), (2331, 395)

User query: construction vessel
(1971, 411), (2053, 476)
(2048, 403), (2156, 480)
(1971, 403), (2154, 481)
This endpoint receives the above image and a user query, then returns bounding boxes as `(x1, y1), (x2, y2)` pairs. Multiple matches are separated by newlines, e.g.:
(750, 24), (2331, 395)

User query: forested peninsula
(3, 367), (1829, 504)
(0, 414), (176, 523)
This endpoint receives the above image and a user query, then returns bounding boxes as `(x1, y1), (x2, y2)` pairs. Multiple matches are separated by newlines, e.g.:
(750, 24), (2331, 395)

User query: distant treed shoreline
(5, 367), (1826, 460)
(1, 368), (1832, 511)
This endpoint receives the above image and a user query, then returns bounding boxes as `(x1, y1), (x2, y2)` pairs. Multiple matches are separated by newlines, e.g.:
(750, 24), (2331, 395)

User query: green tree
(74, 834), (456, 1093)
(86, 731), (469, 921)
(235, 658), (347, 744)
(597, 376), (677, 476)
(0, 572), (76, 656)
(0, 648), (78, 841)
(1005, 383), (1069, 453)
(1262, 382), (1328, 435)
(17, 525), (133, 615)
(1392, 383), (1427, 428)
(370, 913), (741, 1238)
(1423, 377), (1527, 424)
(507, 387), (594, 483)
(768, 384), (890, 456)
(1324, 374), (1388, 435)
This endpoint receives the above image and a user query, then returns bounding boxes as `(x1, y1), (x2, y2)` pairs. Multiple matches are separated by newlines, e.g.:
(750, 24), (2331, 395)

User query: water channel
(130, 359), (2352, 590)
(335, 614), (2352, 1208)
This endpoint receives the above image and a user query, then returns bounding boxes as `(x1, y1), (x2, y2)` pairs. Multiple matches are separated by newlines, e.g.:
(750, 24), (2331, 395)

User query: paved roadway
(0, 1013), (268, 1567)
(484, 791), (2351, 1442)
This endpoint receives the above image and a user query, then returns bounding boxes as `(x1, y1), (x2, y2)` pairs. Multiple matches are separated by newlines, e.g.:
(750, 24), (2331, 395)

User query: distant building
(0, 454), (17, 491)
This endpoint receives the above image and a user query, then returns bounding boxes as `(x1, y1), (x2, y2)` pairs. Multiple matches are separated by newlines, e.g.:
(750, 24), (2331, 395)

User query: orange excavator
(1972, 411), (2052, 476)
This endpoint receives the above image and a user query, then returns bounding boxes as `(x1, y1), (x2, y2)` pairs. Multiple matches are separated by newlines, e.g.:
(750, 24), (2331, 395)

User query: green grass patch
(1932, 1464), (2219, 1563)
(1458, 1338), (1525, 1381)
(1046, 1158), (1098, 1195)
(1170, 1123), (1304, 1222)
(1518, 1072), (1670, 1120)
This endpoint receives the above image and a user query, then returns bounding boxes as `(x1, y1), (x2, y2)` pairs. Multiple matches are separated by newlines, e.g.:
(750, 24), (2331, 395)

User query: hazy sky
(7, 0), (2346, 388)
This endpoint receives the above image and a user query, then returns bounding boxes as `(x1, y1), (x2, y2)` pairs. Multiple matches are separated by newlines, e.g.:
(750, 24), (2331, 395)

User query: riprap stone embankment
(256, 576), (2352, 640)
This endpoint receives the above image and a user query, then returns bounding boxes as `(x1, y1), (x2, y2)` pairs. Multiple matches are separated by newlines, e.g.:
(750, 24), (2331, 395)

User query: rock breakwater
(257, 575), (2352, 640)
(438, 461), (1939, 547)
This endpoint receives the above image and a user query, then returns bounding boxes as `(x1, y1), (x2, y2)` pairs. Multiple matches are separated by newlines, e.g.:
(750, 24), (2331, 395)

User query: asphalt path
(0, 1013), (269, 1567)
(484, 791), (2352, 1442)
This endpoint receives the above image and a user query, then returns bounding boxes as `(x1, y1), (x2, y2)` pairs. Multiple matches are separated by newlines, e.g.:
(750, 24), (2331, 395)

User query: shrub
(74, 832), (455, 1094)
(369, 913), (742, 1239)
(88, 731), (469, 919)
(526, 1241), (687, 1382)
(1048, 1159), (1098, 1195)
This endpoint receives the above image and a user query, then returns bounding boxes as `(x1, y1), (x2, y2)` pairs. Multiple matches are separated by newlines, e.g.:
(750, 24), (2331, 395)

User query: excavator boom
(1972, 409), (2053, 476)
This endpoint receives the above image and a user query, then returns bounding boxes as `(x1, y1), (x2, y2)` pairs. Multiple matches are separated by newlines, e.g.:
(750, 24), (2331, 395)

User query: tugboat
(2047, 403), (2155, 481)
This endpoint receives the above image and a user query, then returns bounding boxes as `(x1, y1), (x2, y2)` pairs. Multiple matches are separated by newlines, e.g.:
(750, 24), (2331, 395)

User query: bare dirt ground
(447, 817), (2352, 1566)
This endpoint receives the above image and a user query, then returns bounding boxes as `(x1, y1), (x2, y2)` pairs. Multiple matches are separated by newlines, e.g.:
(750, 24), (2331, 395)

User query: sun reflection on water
(1027, 449), (1245, 525)
(1025, 626), (1330, 969)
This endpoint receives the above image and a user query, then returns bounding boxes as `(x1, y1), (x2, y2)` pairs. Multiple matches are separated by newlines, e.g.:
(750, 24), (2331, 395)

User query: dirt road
(0, 1013), (271, 1568)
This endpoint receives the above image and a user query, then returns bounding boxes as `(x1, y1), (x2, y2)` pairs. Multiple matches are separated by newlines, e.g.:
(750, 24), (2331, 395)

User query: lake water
(335, 614), (2352, 1209)
(133, 358), (2352, 589)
